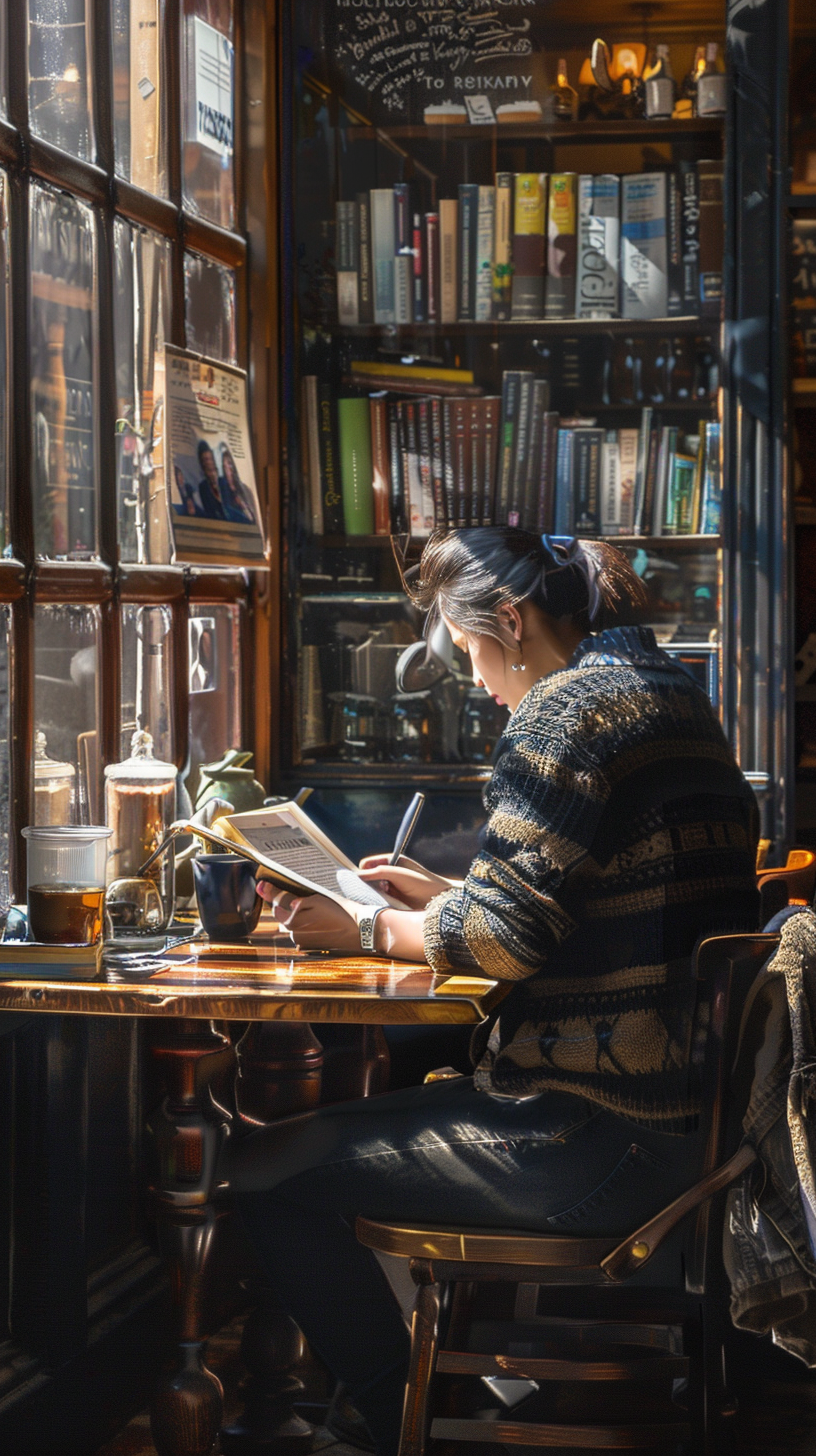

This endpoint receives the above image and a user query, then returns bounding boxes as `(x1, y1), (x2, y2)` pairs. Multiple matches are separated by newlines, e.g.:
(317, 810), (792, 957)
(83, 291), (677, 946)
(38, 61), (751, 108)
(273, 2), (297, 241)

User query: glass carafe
(105, 729), (177, 937)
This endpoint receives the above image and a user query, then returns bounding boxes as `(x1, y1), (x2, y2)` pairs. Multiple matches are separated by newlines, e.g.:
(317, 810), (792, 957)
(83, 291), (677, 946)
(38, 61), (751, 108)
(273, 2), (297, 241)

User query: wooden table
(0, 929), (503, 1456)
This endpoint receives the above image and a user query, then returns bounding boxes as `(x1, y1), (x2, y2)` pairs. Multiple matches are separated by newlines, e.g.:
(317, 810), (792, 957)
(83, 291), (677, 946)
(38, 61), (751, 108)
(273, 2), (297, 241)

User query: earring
(511, 643), (527, 673)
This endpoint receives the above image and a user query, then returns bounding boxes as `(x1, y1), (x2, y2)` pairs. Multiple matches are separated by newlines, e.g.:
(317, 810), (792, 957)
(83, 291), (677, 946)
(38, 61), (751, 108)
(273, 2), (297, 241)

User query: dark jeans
(226, 1078), (704, 1456)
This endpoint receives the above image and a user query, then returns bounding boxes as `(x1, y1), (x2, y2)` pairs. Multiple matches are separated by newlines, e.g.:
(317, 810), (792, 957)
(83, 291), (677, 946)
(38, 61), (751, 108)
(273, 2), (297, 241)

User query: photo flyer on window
(164, 345), (267, 566)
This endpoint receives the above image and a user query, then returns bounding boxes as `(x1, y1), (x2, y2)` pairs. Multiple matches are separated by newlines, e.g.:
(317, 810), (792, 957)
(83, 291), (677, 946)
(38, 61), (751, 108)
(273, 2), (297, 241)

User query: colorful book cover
(510, 173), (546, 321)
(700, 421), (722, 534)
(475, 186), (496, 322)
(665, 453), (697, 535)
(493, 172), (513, 321)
(545, 173), (578, 319)
(576, 174), (619, 319)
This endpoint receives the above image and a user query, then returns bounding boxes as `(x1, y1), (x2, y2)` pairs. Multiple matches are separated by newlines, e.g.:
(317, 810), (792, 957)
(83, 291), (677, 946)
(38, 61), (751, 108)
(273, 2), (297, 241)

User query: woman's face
(442, 612), (521, 711)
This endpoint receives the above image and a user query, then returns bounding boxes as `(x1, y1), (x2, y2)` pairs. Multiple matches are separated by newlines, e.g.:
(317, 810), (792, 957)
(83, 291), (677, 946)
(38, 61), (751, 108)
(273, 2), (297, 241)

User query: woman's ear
(496, 603), (524, 643)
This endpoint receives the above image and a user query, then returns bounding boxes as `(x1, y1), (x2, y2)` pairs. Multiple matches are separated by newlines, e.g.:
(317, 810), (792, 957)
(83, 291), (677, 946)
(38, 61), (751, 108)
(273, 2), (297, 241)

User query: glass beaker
(105, 729), (177, 937)
(22, 825), (112, 944)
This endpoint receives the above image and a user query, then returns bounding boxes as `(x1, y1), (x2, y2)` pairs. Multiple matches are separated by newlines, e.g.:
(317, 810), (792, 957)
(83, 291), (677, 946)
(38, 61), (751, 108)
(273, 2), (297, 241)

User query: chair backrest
(757, 849), (816, 923)
(684, 931), (779, 1292)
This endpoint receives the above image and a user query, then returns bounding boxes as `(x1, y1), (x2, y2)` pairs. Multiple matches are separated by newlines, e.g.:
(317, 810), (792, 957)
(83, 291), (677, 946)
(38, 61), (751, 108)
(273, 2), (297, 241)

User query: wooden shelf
(789, 194), (816, 209)
(303, 533), (721, 553)
(346, 118), (724, 146)
(318, 317), (720, 339)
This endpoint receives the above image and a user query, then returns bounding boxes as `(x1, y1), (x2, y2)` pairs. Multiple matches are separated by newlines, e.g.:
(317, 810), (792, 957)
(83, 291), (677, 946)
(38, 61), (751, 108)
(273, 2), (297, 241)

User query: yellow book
(510, 173), (546, 321)
(350, 360), (474, 384)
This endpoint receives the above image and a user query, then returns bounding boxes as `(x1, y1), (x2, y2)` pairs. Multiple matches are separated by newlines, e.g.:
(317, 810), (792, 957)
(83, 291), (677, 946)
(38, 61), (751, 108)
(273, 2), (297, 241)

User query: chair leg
(398, 1259), (443, 1456)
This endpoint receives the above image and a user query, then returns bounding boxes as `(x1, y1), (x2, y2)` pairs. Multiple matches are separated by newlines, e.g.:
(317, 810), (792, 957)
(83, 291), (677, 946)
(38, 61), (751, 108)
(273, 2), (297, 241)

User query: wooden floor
(92, 1316), (816, 1456)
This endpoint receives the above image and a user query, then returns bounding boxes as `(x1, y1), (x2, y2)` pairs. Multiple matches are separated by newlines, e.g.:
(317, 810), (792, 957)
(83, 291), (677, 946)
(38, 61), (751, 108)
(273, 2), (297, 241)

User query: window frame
(0, 0), (279, 896)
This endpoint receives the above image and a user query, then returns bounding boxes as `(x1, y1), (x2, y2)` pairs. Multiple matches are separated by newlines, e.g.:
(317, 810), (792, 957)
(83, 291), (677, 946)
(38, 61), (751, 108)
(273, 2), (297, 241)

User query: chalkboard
(331, 1), (545, 120)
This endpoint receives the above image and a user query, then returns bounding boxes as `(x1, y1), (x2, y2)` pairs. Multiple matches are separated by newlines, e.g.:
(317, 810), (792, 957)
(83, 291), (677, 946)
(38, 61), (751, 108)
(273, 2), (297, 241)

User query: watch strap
(359, 906), (386, 954)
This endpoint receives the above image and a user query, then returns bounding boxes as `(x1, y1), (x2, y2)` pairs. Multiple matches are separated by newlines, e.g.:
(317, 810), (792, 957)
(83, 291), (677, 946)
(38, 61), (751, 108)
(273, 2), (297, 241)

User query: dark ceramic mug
(193, 854), (263, 942)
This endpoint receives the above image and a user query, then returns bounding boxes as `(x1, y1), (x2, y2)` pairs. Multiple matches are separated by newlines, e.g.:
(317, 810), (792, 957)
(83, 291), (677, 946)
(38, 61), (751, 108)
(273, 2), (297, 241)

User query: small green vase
(195, 750), (266, 815)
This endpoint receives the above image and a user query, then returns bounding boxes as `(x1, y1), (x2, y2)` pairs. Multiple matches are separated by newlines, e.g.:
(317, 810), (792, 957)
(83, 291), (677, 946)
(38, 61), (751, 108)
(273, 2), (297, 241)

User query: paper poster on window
(164, 346), (266, 567)
(192, 16), (234, 156)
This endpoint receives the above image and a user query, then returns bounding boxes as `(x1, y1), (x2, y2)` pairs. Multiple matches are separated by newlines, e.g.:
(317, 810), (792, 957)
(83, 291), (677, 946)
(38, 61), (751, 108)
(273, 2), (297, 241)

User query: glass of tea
(22, 826), (112, 945)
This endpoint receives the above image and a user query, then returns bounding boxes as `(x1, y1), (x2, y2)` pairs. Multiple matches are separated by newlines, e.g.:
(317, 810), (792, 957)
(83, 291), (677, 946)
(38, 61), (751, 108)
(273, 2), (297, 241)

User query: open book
(193, 801), (401, 911)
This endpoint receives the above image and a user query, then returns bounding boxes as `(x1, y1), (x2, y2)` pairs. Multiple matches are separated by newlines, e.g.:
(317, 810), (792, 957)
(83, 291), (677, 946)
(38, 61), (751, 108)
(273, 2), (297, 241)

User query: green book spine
(337, 397), (374, 535)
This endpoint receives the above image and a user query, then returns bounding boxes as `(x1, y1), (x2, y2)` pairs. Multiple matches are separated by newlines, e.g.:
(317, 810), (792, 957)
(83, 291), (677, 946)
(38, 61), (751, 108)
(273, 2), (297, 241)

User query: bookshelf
(282, 0), (729, 787)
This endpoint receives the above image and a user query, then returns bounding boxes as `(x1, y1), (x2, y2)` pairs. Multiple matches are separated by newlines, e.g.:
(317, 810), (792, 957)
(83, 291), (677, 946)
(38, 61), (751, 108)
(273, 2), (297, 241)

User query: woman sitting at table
(228, 529), (760, 1456)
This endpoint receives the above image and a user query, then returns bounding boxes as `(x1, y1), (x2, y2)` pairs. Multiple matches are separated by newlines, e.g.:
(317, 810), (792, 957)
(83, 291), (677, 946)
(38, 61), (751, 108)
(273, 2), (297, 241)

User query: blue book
(554, 427), (575, 534)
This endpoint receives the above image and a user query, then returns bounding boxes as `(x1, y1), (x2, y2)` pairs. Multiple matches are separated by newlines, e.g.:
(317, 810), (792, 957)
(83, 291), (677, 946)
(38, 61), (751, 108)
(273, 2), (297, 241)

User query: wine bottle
(682, 45), (706, 114)
(644, 44), (676, 120)
(696, 42), (727, 117)
(551, 58), (578, 122)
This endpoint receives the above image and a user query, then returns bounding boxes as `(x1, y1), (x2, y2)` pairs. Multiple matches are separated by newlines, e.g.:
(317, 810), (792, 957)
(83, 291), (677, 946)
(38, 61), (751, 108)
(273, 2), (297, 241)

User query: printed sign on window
(193, 17), (234, 157)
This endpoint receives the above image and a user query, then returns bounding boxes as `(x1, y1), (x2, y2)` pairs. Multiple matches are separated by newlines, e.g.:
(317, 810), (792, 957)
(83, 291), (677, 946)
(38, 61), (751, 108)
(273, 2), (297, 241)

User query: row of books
(335, 163), (723, 327)
(301, 372), (722, 539)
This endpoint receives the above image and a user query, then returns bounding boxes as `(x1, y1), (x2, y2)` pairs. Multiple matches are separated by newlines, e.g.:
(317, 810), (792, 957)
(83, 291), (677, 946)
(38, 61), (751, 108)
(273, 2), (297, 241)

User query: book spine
(356, 191), (373, 323)
(690, 421), (707, 533)
(545, 172), (577, 319)
(697, 159), (724, 319)
(573, 428), (603, 534)
(337, 396), (374, 535)
(553, 428), (575, 534)
(425, 211), (440, 324)
(369, 396), (391, 535)
(495, 370), (521, 522)
(350, 360), (474, 384)
(483, 396), (500, 524)
(429, 396), (446, 525)
(700, 422), (722, 533)
(458, 183), (479, 321)
(600, 429), (621, 535)
(336, 200), (359, 325)
(508, 373), (533, 526)
(621, 172), (668, 320)
(417, 398), (436, 534)
(666, 453), (697, 534)
(469, 399), (483, 527)
(640, 417), (662, 535)
(403, 400), (426, 536)
(412, 212), (425, 323)
(388, 401), (407, 533)
(394, 182), (413, 324)
(632, 406), (654, 533)
(666, 172), (683, 317)
(678, 162), (700, 316)
(318, 384), (344, 534)
(493, 172), (513, 321)
(441, 398), (456, 524)
(536, 411), (560, 532)
(370, 188), (396, 324)
(617, 427), (639, 534)
(302, 375), (323, 533)
(440, 199), (458, 324)
(576, 174), (619, 320)
(651, 424), (673, 536)
(452, 399), (468, 527)
(521, 379), (548, 530)
(510, 173), (546, 321)
(475, 185), (495, 322)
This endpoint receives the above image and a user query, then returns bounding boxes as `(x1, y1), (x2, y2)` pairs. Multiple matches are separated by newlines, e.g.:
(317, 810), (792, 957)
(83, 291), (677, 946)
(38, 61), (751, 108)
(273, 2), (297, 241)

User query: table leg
(147, 1019), (234, 1456)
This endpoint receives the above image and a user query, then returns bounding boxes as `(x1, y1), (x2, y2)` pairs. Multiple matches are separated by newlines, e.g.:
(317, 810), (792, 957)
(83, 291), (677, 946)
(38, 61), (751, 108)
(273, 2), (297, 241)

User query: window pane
(182, 0), (235, 230)
(112, 0), (166, 196)
(184, 251), (236, 364)
(0, 0), (7, 117)
(34, 604), (101, 825)
(187, 602), (242, 801)
(28, 0), (93, 160)
(114, 218), (172, 563)
(31, 183), (97, 559)
(120, 604), (174, 762)
(0, 606), (9, 905)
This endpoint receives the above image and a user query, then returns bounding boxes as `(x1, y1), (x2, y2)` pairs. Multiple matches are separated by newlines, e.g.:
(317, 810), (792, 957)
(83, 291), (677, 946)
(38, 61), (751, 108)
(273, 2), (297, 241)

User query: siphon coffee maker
(105, 730), (177, 940)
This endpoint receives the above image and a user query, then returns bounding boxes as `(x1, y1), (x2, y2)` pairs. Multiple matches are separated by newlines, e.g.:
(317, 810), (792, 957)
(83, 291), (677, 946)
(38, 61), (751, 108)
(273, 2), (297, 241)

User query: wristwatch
(359, 906), (386, 954)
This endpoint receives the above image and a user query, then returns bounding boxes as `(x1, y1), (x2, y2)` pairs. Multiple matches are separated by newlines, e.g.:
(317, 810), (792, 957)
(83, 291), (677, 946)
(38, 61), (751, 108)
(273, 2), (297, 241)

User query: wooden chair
(756, 848), (816, 923)
(357, 933), (778, 1455)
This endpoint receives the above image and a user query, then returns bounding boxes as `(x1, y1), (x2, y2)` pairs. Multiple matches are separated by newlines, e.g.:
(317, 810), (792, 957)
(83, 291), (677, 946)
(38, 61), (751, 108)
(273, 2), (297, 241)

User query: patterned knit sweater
(423, 626), (760, 1127)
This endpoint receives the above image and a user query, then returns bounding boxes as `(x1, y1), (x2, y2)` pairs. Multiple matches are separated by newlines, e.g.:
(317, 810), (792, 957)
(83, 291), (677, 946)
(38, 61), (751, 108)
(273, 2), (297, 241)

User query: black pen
(389, 792), (426, 866)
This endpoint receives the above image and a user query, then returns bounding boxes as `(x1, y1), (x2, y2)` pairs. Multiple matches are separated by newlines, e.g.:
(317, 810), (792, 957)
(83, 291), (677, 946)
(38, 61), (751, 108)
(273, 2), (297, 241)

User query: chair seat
(356, 1216), (616, 1269)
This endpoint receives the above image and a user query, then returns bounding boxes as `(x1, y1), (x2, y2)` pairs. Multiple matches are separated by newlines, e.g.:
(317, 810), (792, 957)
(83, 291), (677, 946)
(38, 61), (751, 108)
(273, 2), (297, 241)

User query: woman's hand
(257, 882), (362, 953)
(357, 854), (455, 910)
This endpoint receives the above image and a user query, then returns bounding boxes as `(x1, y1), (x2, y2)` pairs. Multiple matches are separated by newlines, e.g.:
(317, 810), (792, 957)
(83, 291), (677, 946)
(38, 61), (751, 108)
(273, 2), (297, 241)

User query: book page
(226, 805), (396, 907)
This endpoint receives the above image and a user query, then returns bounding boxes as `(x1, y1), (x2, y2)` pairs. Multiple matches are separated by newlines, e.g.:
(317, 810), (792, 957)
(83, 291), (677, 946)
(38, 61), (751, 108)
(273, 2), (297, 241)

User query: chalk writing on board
(334, 2), (537, 116)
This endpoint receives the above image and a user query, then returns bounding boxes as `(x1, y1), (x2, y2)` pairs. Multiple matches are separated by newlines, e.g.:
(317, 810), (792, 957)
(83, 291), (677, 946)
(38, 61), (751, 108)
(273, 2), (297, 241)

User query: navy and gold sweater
(423, 626), (760, 1127)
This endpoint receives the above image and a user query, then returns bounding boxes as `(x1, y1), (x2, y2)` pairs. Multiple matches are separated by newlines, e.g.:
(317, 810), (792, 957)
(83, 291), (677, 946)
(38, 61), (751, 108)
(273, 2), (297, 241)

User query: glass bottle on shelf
(551, 59), (578, 122)
(696, 43), (727, 118)
(644, 45), (676, 121)
(682, 46), (707, 113)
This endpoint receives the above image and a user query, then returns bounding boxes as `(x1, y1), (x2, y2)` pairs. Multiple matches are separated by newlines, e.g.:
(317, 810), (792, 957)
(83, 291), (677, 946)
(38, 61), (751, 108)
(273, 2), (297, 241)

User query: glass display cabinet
(279, 0), (790, 853)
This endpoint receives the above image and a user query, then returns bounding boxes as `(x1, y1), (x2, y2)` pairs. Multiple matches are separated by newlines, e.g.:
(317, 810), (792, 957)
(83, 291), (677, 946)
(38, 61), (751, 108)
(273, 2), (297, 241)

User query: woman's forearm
(372, 907), (428, 962)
